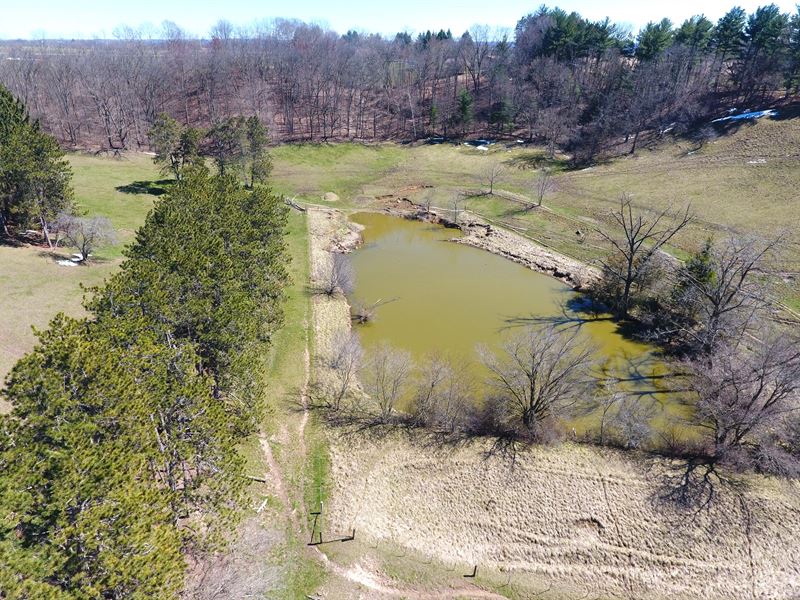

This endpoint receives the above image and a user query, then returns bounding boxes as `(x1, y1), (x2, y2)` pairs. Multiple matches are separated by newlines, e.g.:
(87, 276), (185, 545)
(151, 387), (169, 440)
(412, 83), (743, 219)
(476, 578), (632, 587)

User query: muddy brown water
(348, 212), (688, 434)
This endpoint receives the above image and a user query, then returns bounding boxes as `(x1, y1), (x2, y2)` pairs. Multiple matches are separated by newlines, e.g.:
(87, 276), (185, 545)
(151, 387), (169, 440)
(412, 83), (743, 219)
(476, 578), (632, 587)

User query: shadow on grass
(0, 236), (23, 248)
(115, 179), (173, 196)
(505, 153), (570, 171)
(36, 249), (115, 266)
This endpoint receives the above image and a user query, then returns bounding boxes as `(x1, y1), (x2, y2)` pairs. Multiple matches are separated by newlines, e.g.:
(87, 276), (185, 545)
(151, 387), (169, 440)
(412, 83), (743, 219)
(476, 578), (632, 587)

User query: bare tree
(687, 335), (800, 473)
(663, 334), (800, 509)
(597, 195), (692, 318)
(55, 213), (117, 263)
(529, 168), (555, 209)
(363, 342), (412, 422)
(482, 160), (504, 195)
(314, 251), (355, 296)
(451, 194), (463, 226)
(669, 237), (779, 355)
(480, 324), (594, 438)
(325, 330), (363, 411)
(412, 353), (473, 432)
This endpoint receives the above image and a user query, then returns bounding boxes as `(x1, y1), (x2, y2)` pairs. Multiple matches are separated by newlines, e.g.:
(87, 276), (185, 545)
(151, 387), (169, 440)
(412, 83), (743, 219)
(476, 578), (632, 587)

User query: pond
(348, 212), (686, 435)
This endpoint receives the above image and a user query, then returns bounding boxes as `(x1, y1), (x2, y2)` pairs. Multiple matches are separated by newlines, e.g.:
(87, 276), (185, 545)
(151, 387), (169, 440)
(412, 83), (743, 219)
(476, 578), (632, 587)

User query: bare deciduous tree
(451, 194), (463, 225)
(670, 237), (779, 355)
(314, 251), (355, 296)
(597, 195), (692, 318)
(529, 168), (555, 209)
(482, 160), (504, 195)
(55, 213), (117, 263)
(663, 335), (800, 510)
(688, 335), (800, 473)
(363, 342), (412, 422)
(412, 353), (473, 432)
(480, 324), (594, 438)
(325, 330), (363, 411)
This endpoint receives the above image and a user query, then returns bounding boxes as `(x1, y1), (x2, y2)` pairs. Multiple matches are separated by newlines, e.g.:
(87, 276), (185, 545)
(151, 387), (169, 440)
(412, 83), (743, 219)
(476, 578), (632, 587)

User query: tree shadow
(499, 296), (614, 333)
(0, 235), (23, 248)
(115, 179), (173, 196)
(36, 249), (114, 265)
(504, 154), (568, 171)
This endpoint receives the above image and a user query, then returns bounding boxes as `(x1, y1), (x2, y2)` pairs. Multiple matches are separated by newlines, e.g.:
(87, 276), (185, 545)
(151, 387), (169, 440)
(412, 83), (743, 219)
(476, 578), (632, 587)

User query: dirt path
(256, 208), (512, 598)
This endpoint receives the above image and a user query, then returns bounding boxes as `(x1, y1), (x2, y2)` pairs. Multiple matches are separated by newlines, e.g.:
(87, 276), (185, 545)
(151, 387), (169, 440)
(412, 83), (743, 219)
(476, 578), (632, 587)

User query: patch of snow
(748, 158), (767, 164)
(57, 259), (79, 267)
(712, 109), (777, 123)
(476, 145), (489, 151)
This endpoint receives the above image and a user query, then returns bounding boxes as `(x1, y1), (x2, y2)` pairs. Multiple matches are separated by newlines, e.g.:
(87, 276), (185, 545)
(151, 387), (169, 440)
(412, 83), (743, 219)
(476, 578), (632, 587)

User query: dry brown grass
(307, 206), (800, 600)
(326, 434), (800, 600)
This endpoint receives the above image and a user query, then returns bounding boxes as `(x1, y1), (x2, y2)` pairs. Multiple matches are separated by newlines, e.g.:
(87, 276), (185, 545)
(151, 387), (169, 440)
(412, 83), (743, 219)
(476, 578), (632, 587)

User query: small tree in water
(480, 324), (594, 439)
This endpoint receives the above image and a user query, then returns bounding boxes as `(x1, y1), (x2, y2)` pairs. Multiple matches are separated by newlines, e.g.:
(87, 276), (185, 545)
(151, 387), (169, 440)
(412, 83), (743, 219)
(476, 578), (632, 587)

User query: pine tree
(0, 84), (73, 243)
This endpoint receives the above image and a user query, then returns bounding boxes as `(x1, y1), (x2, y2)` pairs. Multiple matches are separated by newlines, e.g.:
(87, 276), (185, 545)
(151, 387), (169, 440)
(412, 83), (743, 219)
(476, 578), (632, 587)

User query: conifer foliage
(0, 165), (289, 597)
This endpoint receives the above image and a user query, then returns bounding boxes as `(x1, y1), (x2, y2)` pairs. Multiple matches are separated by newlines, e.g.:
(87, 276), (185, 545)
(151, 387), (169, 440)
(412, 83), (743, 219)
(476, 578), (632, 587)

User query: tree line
(0, 159), (289, 594)
(2, 4), (800, 162)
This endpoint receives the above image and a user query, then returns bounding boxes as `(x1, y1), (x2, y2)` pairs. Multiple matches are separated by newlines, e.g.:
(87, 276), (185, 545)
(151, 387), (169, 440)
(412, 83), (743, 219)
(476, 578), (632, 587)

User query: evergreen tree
(0, 84), (73, 244)
(148, 113), (202, 181)
(0, 166), (289, 597)
(456, 89), (473, 135)
(207, 116), (273, 188)
(636, 19), (674, 60)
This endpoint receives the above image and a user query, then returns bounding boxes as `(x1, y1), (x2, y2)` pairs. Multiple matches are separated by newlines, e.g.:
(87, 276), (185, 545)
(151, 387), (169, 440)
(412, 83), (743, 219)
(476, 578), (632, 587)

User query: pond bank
(377, 198), (600, 289)
(307, 206), (800, 600)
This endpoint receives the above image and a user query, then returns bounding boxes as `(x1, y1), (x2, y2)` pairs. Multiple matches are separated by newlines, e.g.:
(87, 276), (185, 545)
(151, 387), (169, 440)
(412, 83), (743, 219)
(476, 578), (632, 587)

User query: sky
(1, 0), (798, 40)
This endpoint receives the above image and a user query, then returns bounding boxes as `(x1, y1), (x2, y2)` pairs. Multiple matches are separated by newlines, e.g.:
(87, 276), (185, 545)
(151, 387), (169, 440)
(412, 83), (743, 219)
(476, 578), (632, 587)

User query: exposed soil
(455, 219), (600, 289)
(374, 197), (600, 290)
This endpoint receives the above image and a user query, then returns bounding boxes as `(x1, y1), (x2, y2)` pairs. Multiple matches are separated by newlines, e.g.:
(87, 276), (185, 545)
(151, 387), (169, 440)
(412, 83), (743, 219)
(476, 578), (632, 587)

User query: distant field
(0, 153), (159, 404)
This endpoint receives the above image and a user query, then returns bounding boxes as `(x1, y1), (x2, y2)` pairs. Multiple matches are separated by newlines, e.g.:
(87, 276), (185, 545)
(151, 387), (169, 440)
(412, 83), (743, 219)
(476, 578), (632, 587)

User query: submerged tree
(480, 324), (594, 438)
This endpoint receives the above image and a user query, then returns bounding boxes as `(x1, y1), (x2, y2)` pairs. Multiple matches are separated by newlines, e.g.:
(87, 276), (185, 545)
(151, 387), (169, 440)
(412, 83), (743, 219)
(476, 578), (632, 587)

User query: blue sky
(2, 0), (798, 39)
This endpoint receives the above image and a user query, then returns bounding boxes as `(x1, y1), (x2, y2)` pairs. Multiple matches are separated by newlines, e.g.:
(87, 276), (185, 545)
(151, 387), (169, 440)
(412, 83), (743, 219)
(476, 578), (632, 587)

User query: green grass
(269, 122), (800, 306)
(0, 153), (162, 396)
(238, 210), (326, 597)
(271, 142), (405, 205)
(68, 153), (163, 258)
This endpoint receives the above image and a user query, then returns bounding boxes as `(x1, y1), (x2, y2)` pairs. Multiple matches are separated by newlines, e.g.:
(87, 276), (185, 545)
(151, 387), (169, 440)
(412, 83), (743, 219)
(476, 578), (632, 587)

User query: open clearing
(0, 153), (158, 405)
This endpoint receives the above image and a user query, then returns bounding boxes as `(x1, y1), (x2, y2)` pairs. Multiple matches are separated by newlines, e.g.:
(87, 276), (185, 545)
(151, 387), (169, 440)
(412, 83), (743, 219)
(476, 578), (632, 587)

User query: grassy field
(269, 118), (800, 309)
(0, 153), (159, 407)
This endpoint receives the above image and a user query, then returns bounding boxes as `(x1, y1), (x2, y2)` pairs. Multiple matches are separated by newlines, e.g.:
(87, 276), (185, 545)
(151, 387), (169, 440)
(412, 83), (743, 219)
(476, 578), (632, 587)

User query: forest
(1, 4), (800, 164)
